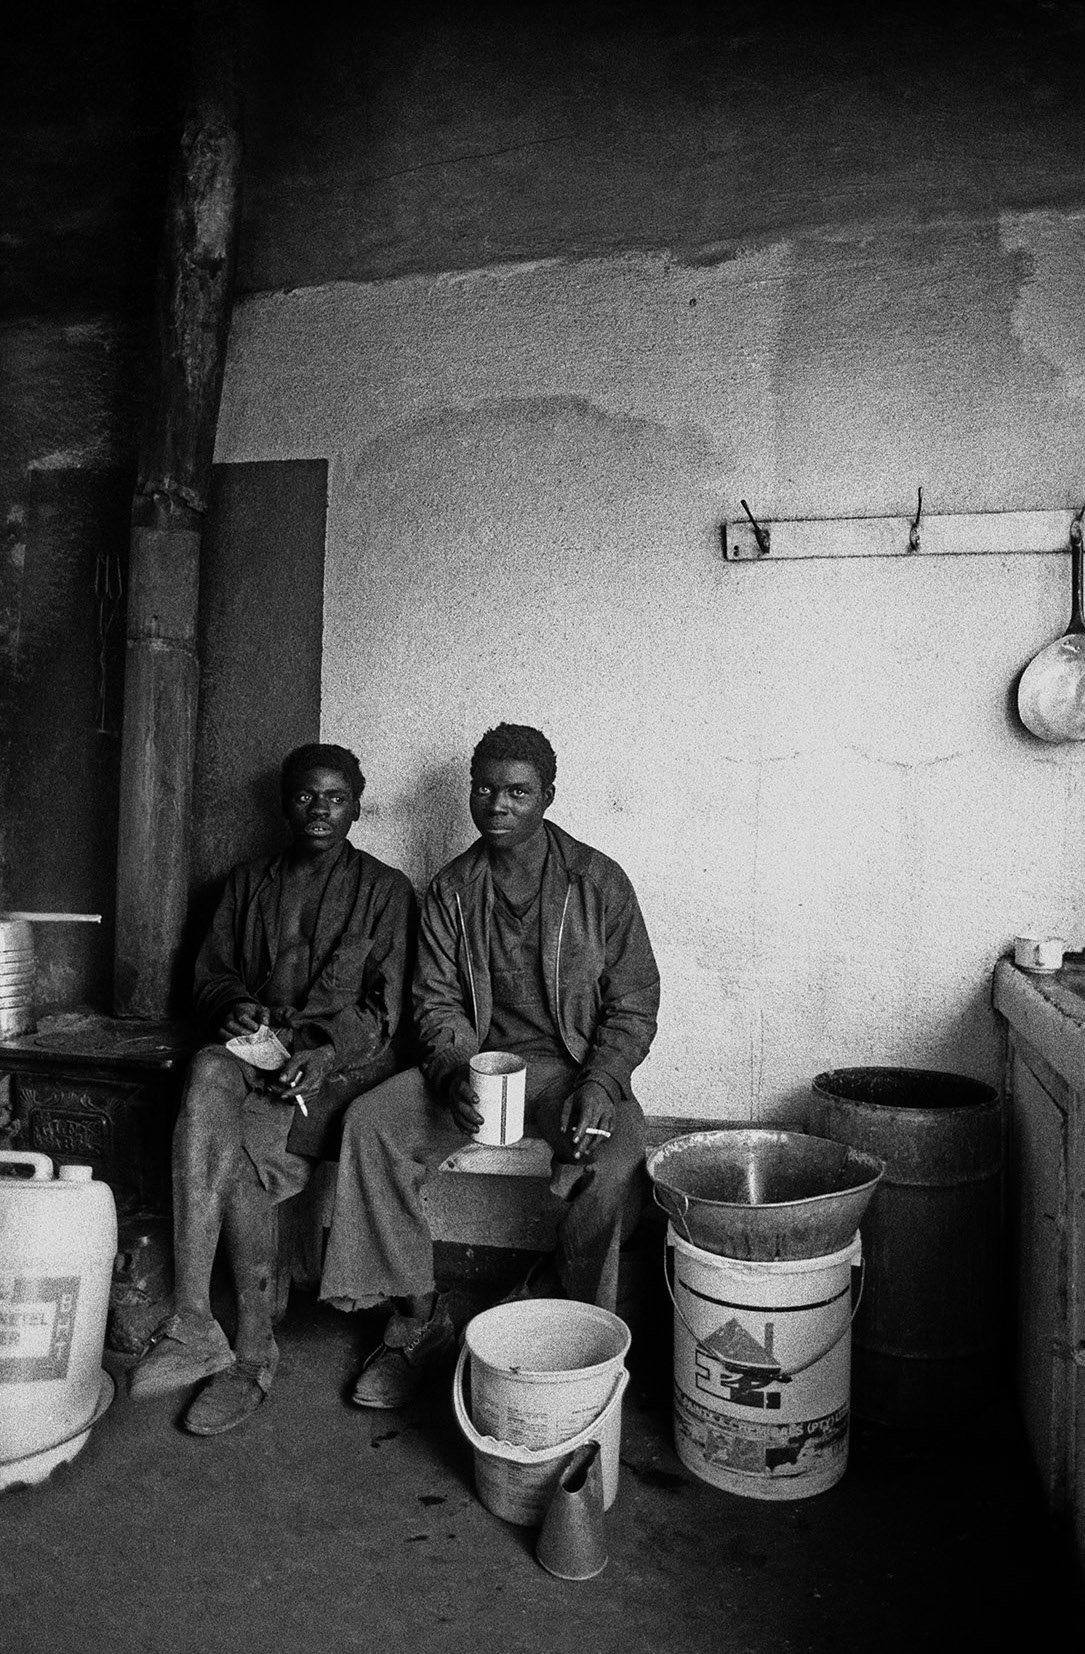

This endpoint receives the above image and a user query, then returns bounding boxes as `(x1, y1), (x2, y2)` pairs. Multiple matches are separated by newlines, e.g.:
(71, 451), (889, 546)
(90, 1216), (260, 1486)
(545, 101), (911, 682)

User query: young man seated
(320, 722), (660, 1409)
(130, 742), (416, 1435)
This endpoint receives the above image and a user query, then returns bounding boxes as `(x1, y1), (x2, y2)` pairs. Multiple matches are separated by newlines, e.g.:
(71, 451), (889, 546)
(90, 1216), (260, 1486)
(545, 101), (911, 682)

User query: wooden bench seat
(276, 1113), (716, 1302)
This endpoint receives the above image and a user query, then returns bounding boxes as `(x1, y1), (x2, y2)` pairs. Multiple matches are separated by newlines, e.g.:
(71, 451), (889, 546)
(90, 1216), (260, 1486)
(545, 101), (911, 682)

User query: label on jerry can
(0, 1277), (80, 1381)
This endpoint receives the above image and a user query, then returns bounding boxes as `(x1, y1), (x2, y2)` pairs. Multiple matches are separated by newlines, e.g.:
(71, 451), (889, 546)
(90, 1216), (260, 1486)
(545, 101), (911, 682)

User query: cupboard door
(1011, 1040), (1070, 1510)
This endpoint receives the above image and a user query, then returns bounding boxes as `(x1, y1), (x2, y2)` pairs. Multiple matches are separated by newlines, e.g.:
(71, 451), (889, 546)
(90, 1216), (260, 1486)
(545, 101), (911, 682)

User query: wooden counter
(993, 956), (1085, 1577)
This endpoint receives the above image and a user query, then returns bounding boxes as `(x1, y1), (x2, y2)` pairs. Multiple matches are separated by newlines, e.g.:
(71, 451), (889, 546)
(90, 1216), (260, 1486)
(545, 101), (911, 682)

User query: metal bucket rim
(646, 1128), (884, 1213)
(811, 1067), (998, 1114)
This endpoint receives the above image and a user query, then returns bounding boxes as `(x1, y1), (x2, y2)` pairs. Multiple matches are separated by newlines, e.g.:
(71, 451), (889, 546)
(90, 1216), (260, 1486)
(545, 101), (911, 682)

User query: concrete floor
(3, 1273), (1079, 1654)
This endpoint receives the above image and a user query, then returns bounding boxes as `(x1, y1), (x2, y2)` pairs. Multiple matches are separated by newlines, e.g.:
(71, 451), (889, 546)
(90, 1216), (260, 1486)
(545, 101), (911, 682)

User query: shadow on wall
(397, 756), (471, 889)
(174, 763), (287, 1017)
(773, 1083), (821, 1131)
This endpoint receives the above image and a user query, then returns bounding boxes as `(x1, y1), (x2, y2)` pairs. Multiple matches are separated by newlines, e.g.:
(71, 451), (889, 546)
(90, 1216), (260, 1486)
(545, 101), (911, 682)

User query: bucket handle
(0, 1150), (53, 1180)
(452, 1342), (630, 1465)
(663, 1235), (865, 1381)
(652, 1185), (694, 1245)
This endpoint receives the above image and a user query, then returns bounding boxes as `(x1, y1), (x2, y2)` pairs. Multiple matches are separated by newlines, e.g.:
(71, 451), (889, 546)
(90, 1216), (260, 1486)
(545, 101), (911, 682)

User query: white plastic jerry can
(0, 1150), (117, 1467)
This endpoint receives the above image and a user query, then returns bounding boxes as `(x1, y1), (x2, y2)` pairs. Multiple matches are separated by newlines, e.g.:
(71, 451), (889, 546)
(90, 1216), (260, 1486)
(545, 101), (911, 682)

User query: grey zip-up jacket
(415, 821), (659, 1104)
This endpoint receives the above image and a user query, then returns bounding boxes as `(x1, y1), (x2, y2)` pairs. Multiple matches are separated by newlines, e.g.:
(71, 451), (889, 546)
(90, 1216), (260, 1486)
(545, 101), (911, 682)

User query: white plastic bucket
(453, 1299), (631, 1525)
(0, 1151), (117, 1487)
(670, 1226), (862, 1501)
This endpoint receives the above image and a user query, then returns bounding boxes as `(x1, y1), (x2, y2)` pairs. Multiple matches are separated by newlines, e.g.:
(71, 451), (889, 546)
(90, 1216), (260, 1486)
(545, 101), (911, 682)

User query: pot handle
(0, 1150), (54, 1180)
(651, 1185), (694, 1245)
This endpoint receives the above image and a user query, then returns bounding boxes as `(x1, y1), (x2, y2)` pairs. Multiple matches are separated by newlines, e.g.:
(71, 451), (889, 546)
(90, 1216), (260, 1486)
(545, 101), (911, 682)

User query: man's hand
(217, 1001), (266, 1040)
(445, 1068), (484, 1135)
(267, 1043), (338, 1103)
(561, 1080), (616, 1161)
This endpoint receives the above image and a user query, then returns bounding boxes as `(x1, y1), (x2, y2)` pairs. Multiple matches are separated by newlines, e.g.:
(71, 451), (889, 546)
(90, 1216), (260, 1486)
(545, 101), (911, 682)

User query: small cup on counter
(1013, 935), (1068, 973)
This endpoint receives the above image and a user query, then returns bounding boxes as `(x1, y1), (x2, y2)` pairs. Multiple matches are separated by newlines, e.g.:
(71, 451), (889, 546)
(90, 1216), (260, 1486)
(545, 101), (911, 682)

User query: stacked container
(647, 1128), (884, 1500)
(0, 919), (35, 1039)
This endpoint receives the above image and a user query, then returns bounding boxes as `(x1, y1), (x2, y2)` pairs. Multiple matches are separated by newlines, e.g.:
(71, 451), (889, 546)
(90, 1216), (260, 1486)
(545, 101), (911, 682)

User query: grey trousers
(319, 1065), (646, 1314)
(174, 1044), (314, 1212)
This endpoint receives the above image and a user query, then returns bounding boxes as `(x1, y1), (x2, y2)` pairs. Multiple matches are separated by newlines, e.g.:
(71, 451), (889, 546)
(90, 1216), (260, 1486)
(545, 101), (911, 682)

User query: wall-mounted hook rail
(721, 507), (1079, 562)
(739, 498), (771, 558)
(907, 488), (923, 553)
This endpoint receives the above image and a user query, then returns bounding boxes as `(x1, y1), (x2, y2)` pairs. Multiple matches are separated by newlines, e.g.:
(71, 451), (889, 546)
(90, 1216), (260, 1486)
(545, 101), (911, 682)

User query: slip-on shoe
(183, 1351), (278, 1436)
(128, 1312), (233, 1400)
(351, 1297), (455, 1409)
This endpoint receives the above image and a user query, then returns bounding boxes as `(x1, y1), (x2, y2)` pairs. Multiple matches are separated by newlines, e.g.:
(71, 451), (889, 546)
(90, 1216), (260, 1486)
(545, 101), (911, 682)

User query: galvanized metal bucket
(646, 1128), (885, 1260)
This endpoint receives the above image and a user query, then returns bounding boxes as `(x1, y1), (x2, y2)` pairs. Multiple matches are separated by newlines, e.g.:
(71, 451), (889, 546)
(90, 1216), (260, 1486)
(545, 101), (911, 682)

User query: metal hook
(740, 499), (771, 558)
(908, 487), (923, 553)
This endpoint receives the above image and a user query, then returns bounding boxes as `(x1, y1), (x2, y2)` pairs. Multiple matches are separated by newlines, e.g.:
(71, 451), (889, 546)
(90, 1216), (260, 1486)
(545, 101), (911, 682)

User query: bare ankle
(174, 1298), (214, 1322)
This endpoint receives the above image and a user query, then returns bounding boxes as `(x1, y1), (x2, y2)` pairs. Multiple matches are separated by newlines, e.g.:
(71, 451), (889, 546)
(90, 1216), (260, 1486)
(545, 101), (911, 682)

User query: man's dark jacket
(194, 841), (417, 1073)
(415, 821), (659, 1104)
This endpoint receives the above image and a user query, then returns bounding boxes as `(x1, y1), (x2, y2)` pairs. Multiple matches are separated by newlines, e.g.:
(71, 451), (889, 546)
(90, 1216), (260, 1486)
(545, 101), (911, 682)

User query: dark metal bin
(810, 1067), (1002, 1429)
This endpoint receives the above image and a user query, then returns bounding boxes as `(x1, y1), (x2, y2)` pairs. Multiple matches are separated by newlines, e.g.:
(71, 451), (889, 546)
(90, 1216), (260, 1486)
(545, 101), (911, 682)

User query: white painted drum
(671, 1226), (862, 1500)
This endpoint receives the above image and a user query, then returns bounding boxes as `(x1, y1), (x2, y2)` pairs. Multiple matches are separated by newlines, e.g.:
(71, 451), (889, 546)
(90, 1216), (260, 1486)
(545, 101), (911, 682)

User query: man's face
(283, 765), (360, 855)
(469, 758), (553, 852)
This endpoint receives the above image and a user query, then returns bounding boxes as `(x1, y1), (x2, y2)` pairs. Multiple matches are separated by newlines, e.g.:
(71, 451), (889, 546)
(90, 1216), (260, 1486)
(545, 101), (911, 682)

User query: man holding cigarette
(129, 743), (416, 1434)
(321, 723), (660, 1409)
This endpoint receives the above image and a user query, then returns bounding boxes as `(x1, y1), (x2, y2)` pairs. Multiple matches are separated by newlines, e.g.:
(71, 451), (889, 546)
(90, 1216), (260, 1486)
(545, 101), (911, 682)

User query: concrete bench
(275, 1113), (714, 1304)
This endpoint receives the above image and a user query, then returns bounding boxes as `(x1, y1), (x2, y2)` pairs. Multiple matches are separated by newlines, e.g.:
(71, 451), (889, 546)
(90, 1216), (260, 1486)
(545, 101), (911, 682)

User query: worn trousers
(319, 1065), (647, 1314)
(174, 1044), (312, 1214)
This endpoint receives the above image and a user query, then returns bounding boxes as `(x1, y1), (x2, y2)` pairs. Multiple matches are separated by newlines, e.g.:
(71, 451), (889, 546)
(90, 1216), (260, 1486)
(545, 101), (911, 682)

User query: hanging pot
(1018, 509), (1085, 742)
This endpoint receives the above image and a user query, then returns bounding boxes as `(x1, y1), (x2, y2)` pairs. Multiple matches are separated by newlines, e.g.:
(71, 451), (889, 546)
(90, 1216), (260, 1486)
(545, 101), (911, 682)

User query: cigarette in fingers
(295, 1095), (308, 1116)
(583, 1127), (612, 1138)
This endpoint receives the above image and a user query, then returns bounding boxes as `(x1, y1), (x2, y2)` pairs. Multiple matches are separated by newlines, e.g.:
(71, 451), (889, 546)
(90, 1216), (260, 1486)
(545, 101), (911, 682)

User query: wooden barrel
(810, 1067), (1002, 1429)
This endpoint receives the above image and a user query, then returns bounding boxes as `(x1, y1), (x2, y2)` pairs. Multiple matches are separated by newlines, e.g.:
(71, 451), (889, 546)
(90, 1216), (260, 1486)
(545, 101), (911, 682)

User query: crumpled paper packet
(225, 1024), (291, 1071)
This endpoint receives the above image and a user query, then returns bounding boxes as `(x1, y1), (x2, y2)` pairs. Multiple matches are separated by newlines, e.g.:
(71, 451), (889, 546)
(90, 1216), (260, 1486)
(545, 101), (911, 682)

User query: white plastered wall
(215, 212), (1085, 1121)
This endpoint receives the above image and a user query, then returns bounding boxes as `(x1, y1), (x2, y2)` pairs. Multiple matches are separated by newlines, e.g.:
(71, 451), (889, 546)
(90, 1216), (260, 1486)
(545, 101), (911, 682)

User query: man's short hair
(281, 743), (366, 805)
(471, 723), (557, 792)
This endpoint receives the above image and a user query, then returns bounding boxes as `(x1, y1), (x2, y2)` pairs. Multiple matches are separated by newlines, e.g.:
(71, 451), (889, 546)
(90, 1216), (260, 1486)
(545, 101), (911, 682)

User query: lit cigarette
(583, 1127), (611, 1138)
(295, 1095), (308, 1116)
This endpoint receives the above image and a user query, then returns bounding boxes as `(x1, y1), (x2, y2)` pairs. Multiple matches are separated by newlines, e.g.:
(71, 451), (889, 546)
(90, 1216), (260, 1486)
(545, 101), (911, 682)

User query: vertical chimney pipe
(114, 0), (241, 1017)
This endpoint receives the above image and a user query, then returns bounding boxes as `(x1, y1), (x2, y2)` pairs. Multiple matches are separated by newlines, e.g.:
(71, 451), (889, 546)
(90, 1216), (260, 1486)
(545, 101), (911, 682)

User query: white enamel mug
(468, 1052), (527, 1145)
(1014, 935), (1067, 973)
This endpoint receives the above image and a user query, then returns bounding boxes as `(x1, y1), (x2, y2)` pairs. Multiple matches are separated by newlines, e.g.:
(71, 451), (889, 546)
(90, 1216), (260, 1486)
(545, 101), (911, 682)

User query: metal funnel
(647, 1128), (884, 1261)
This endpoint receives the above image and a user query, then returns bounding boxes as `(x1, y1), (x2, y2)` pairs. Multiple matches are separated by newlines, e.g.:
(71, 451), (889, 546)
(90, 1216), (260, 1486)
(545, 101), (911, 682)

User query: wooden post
(114, 0), (241, 1017)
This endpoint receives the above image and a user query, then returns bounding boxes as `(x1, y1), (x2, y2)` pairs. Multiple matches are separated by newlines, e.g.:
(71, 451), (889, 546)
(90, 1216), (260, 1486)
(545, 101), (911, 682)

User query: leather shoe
(183, 1351), (278, 1436)
(351, 1297), (455, 1409)
(128, 1312), (233, 1400)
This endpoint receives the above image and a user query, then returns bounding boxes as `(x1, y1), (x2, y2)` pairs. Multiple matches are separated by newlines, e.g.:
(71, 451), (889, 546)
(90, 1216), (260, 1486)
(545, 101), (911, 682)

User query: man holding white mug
(321, 723), (660, 1409)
